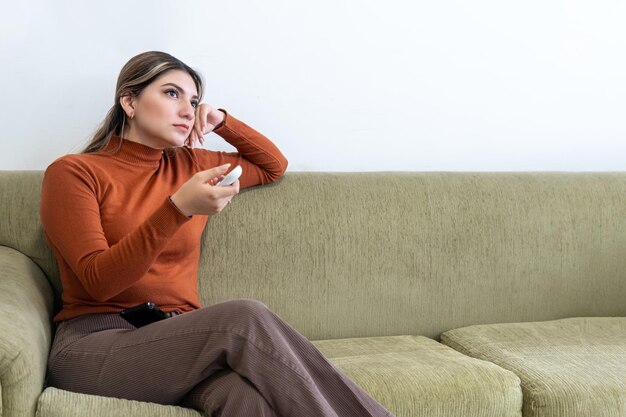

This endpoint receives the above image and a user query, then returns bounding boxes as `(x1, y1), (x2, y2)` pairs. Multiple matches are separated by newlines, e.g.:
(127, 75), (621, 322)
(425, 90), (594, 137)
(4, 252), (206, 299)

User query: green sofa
(1, 171), (625, 417)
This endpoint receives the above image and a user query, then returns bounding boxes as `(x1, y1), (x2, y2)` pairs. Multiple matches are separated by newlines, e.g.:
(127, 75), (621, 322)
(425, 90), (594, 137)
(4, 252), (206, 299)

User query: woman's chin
(164, 135), (187, 148)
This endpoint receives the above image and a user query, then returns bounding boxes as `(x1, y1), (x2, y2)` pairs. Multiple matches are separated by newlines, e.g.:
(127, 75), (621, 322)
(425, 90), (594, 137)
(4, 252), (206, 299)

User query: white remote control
(217, 165), (242, 186)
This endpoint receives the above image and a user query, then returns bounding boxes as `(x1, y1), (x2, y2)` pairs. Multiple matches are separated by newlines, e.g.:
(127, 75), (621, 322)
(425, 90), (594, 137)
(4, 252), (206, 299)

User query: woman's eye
(191, 101), (199, 109)
(165, 89), (178, 98)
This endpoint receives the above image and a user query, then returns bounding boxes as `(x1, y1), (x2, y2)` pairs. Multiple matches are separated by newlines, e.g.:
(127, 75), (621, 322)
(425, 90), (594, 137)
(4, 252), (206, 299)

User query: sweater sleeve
(40, 159), (191, 302)
(195, 110), (288, 189)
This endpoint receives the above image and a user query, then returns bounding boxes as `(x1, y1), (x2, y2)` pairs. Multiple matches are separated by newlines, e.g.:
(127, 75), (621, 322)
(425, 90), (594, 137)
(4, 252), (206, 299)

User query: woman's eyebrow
(161, 82), (199, 100)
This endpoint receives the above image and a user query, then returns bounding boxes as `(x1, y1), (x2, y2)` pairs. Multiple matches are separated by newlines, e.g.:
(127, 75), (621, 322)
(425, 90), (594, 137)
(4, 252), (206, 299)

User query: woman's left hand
(185, 104), (226, 148)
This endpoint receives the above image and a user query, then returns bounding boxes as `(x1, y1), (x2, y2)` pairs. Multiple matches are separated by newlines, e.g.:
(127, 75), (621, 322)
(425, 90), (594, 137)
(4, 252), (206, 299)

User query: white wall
(2, 0), (626, 171)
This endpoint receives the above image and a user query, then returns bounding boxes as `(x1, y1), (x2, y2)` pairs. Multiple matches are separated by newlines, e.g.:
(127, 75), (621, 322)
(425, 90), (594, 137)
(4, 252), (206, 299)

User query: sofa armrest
(0, 246), (55, 417)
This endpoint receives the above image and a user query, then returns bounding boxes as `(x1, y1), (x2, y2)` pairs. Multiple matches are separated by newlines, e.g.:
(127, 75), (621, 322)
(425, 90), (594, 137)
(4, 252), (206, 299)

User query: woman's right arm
(39, 159), (235, 302)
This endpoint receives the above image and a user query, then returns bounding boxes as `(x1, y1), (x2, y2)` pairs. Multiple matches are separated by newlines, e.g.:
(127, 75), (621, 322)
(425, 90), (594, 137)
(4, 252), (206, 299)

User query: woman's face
(123, 69), (199, 149)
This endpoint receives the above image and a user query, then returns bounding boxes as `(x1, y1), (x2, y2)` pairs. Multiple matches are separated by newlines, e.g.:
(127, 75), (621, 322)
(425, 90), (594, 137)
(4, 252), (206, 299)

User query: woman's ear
(119, 94), (137, 119)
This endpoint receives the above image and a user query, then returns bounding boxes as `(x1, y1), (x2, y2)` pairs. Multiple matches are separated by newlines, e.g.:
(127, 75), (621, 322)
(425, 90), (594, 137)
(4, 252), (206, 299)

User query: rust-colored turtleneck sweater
(40, 111), (288, 322)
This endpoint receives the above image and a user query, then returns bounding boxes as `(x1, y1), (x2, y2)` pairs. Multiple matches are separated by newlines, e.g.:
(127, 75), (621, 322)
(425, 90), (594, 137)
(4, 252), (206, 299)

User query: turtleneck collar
(103, 135), (166, 166)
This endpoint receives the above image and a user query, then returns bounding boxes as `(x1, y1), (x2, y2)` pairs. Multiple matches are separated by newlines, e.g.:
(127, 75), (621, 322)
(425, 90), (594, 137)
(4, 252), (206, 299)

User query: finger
(191, 106), (202, 137)
(218, 186), (239, 198)
(212, 179), (239, 195)
(206, 186), (238, 205)
(196, 164), (231, 182)
(193, 105), (206, 138)
(215, 180), (240, 195)
(208, 175), (225, 186)
(200, 105), (211, 134)
(195, 120), (203, 140)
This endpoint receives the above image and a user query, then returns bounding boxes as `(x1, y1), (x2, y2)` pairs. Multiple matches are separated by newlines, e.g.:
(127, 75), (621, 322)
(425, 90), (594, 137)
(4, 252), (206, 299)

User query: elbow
(89, 292), (111, 304)
(89, 285), (116, 303)
(281, 157), (289, 175)
(81, 279), (116, 303)
(79, 261), (119, 303)
(267, 157), (288, 183)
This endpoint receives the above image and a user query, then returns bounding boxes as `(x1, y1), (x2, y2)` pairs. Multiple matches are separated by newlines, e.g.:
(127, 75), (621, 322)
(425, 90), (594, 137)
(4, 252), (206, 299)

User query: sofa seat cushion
(440, 317), (626, 417)
(37, 336), (522, 417)
(36, 387), (202, 417)
(312, 335), (522, 417)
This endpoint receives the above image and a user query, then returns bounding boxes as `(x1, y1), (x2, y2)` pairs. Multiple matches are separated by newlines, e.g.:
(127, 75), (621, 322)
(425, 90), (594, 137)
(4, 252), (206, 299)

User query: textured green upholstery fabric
(0, 246), (54, 417)
(3, 171), (626, 340)
(2, 170), (626, 416)
(35, 336), (523, 417)
(36, 388), (202, 417)
(313, 335), (522, 417)
(199, 172), (626, 340)
(0, 172), (59, 301)
(441, 317), (626, 417)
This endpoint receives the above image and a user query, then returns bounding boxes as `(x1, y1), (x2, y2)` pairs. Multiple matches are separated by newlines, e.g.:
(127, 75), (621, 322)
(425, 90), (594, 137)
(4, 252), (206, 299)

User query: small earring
(130, 113), (134, 120)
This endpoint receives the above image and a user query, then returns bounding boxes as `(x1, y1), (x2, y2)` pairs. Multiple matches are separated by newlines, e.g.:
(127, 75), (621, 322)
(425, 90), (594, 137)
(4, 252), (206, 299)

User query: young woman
(40, 51), (393, 417)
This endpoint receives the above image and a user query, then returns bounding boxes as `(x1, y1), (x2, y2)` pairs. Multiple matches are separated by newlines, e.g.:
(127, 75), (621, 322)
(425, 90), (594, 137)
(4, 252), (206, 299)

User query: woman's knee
(194, 299), (279, 336)
(220, 299), (272, 319)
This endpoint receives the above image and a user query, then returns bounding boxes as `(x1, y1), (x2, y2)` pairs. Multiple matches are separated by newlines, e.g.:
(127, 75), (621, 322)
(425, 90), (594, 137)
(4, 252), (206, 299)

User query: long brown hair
(82, 51), (204, 154)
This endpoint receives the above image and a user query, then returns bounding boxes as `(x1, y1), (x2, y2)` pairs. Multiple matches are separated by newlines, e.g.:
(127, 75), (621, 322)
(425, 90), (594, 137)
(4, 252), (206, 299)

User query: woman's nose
(180, 102), (195, 119)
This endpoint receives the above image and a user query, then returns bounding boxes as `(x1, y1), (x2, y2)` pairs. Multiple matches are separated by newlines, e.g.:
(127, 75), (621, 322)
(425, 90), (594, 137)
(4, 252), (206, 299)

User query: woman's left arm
(187, 105), (288, 189)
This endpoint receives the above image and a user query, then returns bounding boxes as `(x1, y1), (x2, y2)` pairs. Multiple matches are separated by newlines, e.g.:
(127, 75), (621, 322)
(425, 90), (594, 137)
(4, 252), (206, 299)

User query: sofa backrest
(2, 171), (626, 339)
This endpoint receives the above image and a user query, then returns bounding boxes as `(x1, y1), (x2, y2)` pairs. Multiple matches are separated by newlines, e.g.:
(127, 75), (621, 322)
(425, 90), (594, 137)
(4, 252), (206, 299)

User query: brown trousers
(48, 299), (394, 417)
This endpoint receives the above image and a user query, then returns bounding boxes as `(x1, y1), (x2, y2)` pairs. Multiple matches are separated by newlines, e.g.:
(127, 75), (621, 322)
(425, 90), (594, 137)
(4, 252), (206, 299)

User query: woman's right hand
(170, 164), (239, 217)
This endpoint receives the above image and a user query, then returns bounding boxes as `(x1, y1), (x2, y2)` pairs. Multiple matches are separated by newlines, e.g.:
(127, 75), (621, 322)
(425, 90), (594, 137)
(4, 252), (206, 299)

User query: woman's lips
(174, 124), (189, 132)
